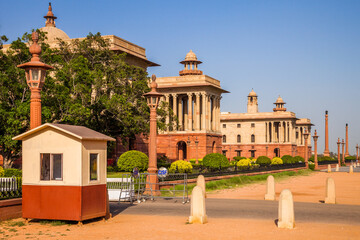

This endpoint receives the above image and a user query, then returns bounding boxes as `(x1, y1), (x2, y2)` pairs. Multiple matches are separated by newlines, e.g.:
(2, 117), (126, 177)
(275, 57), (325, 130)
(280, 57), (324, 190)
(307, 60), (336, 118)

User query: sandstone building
(220, 90), (312, 159)
(155, 50), (228, 160)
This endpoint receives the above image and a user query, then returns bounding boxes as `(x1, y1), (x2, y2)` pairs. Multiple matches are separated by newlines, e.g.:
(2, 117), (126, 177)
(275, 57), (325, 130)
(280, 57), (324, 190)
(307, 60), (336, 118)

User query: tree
(0, 30), (172, 168)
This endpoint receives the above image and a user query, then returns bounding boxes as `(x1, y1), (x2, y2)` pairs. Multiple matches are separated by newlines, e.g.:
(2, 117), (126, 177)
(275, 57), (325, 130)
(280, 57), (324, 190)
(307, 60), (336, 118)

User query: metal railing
(0, 177), (22, 200)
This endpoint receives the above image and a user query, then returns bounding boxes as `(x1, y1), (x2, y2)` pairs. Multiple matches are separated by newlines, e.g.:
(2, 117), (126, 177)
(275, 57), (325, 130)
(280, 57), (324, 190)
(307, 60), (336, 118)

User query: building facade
(220, 90), (312, 159)
(155, 50), (228, 161)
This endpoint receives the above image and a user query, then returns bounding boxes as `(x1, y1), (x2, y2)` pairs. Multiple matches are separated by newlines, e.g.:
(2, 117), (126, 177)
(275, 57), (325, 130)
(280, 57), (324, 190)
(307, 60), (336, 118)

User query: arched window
(251, 134), (255, 143)
(237, 135), (241, 143)
(223, 135), (226, 143)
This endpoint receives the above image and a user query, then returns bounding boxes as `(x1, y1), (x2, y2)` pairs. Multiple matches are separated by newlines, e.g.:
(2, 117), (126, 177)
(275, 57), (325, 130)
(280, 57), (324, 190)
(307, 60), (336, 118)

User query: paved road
(321, 166), (360, 172)
(110, 198), (360, 225)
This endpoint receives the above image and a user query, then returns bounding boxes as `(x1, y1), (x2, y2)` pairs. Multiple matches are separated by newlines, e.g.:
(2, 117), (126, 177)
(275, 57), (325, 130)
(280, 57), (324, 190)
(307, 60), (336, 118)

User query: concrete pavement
(110, 198), (360, 225)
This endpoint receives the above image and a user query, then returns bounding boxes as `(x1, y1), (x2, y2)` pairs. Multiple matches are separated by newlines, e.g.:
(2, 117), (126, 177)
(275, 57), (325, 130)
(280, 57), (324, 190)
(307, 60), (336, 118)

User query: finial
(346, 123), (348, 127)
(314, 130), (317, 136)
(29, 32), (41, 62)
(325, 110), (328, 115)
(44, 2), (57, 27)
(150, 74), (157, 91)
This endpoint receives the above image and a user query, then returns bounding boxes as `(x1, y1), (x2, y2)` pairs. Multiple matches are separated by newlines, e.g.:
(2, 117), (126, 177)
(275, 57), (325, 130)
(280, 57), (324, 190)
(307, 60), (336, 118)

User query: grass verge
(161, 169), (312, 197)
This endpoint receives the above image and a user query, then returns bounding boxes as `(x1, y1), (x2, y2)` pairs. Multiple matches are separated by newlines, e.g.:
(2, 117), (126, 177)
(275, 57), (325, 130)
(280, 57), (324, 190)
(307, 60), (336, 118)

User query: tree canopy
(0, 30), (172, 168)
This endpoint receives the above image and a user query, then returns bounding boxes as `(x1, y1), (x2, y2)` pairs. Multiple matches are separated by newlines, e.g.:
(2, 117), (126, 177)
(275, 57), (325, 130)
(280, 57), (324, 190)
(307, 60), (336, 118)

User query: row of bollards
(328, 163), (356, 173)
(188, 174), (340, 229)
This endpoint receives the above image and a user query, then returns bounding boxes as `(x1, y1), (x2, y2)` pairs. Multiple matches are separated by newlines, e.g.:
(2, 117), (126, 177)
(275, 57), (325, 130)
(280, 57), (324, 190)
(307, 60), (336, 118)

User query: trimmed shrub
(281, 155), (294, 164)
(256, 156), (271, 166)
(189, 159), (196, 165)
(345, 156), (356, 161)
(233, 156), (246, 161)
(271, 157), (283, 165)
(117, 150), (149, 172)
(3, 168), (22, 177)
(0, 167), (4, 177)
(308, 162), (315, 170)
(318, 156), (333, 162)
(293, 156), (304, 163)
(203, 153), (230, 170)
(236, 158), (252, 167)
(169, 160), (193, 173)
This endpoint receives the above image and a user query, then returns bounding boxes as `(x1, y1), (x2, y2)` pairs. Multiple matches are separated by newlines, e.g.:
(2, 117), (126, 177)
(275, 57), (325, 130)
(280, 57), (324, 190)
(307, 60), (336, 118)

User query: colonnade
(163, 92), (221, 132)
(265, 121), (294, 143)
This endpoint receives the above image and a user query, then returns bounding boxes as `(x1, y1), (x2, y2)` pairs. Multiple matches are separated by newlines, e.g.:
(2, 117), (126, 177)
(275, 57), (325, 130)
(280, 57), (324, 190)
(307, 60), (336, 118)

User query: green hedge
(271, 157), (283, 165)
(293, 156), (304, 163)
(281, 155), (294, 164)
(256, 156), (271, 166)
(233, 156), (246, 161)
(169, 160), (193, 173)
(203, 153), (230, 170)
(345, 156), (356, 161)
(3, 168), (22, 177)
(117, 150), (149, 172)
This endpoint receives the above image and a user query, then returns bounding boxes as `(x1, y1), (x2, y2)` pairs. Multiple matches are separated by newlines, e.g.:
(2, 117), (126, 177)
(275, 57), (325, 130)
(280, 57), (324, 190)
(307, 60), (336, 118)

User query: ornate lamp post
(303, 130), (310, 168)
(356, 144), (359, 161)
(17, 32), (53, 129)
(341, 139), (345, 165)
(186, 137), (191, 161)
(312, 130), (319, 170)
(143, 75), (163, 191)
(324, 110), (330, 156)
(195, 137), (199, 164)
(337, 138), (341, 166)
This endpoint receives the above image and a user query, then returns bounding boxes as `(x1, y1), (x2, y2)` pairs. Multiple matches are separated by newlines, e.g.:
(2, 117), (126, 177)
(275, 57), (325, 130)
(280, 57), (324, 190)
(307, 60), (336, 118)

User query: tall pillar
(313, 130), (319, 170)
(165, 94), (170, 132)
(211, 96), (216, 131)
(172, 94), (178, 130)
(272, 122), (275, 143)
(184, 97), (188, 130)
(207, 95), (211, 131)
(201, 93), (207, 131)
(195, 93), (201, 131)
(216, 96), (220, 132)
(341, 139), (345, 165)
(178, 96), (183, 131)
(356, 144), (359, 161)
(279, 122), (283, 143)
(188, 93), (193, 131)
(337, 138), (341, 166)
(303, 130), (309, 168)
(345, 123), (349, 157)
(324, 110), (330, 156)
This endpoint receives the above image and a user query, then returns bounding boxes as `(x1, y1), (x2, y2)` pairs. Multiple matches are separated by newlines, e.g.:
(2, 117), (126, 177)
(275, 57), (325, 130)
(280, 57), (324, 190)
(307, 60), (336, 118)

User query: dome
(275, 95), (285, 104)
(40, 26), (70, 42)
(185, 50), (198, 61)
(248, 89), (257, 97)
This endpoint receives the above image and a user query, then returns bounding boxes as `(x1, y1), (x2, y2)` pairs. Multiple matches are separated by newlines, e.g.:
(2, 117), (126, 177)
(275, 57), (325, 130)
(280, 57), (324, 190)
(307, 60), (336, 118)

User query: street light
(312, 130), (319, 170)
(303, 129), (309, 168)
(17, 32), (53, 129)
(143, 74), (163, 192)
(337, 138), (341, 166)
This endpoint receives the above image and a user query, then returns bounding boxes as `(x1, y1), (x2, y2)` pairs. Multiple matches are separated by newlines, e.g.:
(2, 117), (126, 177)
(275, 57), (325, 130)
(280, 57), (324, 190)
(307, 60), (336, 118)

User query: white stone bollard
(325, 177), (336, 204)
(349, 165), (354, 174)
(277, 189), (295, 229)
(265, 175), (275, 201)
(335, 164), (339, 172)
(188, 186), (207, 224)
(196, 175), (207, 198)
(327, 164), (331, 173)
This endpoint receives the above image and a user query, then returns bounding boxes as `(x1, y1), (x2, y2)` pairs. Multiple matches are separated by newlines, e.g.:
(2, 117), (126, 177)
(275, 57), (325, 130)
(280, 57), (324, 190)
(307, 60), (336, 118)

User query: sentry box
(13, 123), (115, 222)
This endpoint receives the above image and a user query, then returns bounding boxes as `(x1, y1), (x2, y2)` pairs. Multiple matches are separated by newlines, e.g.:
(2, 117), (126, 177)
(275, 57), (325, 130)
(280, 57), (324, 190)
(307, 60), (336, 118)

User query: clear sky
(1, 0), (359, 155)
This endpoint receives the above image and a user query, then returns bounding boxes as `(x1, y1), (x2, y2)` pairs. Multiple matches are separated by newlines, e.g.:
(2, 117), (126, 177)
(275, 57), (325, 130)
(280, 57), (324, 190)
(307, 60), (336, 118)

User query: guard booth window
(90, 153), (98, 181)
(40, 153), (62, 181)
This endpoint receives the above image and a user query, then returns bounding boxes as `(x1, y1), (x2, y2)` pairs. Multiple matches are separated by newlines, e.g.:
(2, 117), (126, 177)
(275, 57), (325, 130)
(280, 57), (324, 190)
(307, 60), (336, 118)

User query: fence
(0, 177), (22, 200)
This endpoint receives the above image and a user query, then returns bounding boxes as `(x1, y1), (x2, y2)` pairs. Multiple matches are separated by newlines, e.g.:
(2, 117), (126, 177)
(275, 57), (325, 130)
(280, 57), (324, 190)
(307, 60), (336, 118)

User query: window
(251, 134), (255, 143)
(223, 124), (226, 128)
(251, 123), (255, 128)
(236, 150), (242, 157)
(237, 135), (241, 143)
(222, 150), (227, 156)
(40, 153), (62, 181)
(237, 124), (241, 128)
(250, 151), (255, 158)
(90, 153), (98, 181)
(223, 135), (226, 143)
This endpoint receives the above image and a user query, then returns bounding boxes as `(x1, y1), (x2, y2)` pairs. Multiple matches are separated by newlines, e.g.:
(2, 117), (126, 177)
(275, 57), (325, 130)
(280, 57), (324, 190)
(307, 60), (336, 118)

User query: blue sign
(132, 167), (139, 178)
(158, 167), (168, 178)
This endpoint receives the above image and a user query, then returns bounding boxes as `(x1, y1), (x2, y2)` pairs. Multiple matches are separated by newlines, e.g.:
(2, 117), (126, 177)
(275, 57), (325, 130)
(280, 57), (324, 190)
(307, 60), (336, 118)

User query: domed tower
(179, 50), (203, 76)
(40, 3), (70, 42)
(273, 95), (287, 112)
(247, 89), (258, 113)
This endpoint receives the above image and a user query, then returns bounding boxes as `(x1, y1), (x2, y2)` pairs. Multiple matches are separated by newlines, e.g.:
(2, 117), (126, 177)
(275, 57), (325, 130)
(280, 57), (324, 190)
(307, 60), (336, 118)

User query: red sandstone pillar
(303, 130), (309, 168)
(356, 144), (359, 161)
(323, 111), (330, 156)
(312, 130), (319, 170)
(345, 124), (349, 157)
(337, 138), (341, 166)
(341, 139), (345, 165)
(30, 88), (42, 129)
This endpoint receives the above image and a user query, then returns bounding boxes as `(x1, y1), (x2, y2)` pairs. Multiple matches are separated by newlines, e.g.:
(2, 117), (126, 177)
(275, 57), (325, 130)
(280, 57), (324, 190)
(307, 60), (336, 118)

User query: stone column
(313, 130), (319, 170)
(201, 93), (207, 131)
(341, 139), (345, 165)
(172, 94), (178, 130)
(165, 94), (170, 132)
(211, 96), (216, 131)
(303, 130), (309, 168)
(216, 96), (220, 132)
(356, 144), (359, 161)
(279, 122), (283, 143)
(195, 93), (201, 131)
(188, 93), (193, 131)
(207, 95), (211, 131)
(337, 138), (341, 166)
(184, 97), (188, 130)
(324, 111), (330, 156)
(178, 96), (183, 131)
(271, 122), (275, 143)
(345, 123), (349, 157)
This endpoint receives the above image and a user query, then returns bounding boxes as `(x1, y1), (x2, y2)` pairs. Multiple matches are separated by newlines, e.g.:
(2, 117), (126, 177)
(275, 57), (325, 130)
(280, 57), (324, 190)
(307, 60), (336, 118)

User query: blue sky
(1, 0), (359, 155)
